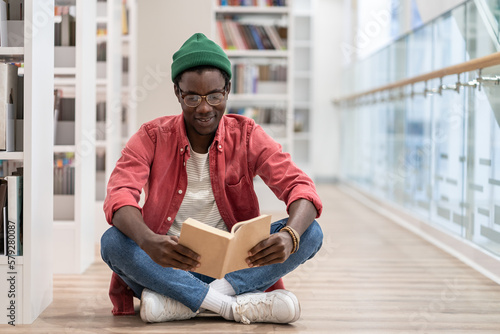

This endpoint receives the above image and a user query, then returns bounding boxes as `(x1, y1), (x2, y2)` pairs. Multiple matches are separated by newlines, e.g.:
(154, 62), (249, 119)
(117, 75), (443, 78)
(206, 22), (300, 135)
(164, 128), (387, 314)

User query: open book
(178, 215), (272, 279)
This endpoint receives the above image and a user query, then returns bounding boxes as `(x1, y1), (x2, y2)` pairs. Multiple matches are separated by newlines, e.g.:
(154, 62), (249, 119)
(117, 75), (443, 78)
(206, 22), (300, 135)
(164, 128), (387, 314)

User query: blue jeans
(100, 219), (323, 312)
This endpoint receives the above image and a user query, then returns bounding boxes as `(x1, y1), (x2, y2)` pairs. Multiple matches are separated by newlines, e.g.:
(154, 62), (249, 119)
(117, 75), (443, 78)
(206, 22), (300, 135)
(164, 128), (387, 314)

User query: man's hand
(141, 234), (201, 271)
(245, 232), (294, 267)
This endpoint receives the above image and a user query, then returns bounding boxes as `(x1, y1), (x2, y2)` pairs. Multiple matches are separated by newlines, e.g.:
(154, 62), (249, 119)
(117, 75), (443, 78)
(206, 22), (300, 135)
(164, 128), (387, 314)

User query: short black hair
(173, 65), (230, 88)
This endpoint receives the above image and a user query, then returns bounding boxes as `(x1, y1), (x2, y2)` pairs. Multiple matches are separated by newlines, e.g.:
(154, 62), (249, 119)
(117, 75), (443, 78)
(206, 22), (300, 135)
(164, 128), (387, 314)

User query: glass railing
(340, 0), (500, 98)
(482, 0), (500, 42)
(338, 0), (500, 257)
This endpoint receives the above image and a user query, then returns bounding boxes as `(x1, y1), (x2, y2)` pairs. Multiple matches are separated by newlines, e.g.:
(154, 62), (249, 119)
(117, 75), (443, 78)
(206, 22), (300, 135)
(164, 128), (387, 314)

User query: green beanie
(171, 33), (232, 82)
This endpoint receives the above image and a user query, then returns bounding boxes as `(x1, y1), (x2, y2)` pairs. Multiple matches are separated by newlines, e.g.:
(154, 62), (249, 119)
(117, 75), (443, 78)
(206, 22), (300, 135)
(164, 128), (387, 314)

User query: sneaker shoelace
(234, 294), (276, 325)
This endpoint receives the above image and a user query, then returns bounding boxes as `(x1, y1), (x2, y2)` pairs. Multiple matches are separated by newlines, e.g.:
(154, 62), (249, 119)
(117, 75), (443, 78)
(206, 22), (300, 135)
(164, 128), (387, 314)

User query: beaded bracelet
(280, 226), (301, 254)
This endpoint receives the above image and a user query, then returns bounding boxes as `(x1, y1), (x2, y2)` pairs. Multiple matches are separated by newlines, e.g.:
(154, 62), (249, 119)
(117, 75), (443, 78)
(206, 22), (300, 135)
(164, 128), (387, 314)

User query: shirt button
(218, 144), (222, 149)
(178, 190), (183, 194)
(167, 217), (172, 222)
(180, 148), (184, 152)
(183, 162), (186, 166)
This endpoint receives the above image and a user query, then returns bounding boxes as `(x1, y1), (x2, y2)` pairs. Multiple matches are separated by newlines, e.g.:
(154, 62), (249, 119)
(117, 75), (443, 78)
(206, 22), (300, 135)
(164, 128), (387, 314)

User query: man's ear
(226, 81), (231, 97)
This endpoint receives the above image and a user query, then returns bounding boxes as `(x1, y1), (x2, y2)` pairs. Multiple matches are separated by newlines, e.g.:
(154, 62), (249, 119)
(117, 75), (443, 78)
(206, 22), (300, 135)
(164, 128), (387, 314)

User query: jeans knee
(303, 220), (323, 255)
(100, 226), (121, 263)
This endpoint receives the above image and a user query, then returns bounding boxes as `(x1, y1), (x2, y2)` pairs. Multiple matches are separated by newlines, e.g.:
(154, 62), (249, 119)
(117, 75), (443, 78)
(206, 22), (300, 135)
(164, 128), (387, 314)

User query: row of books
(0, 63), (24, 152)
(96, 0), (129, 36)
(54, 5), (76, 47)
(0, 0), (24, 47)
(0, 167), (23, 256)
(218, 0), (287, 6)
(97, 41), (106, 61)
(232, 62), (287, 94)
(227, 106), (286, 125)
(216, 20), (287, 50)
(53, 90), (75, 146)
(54, 153), (75, 195)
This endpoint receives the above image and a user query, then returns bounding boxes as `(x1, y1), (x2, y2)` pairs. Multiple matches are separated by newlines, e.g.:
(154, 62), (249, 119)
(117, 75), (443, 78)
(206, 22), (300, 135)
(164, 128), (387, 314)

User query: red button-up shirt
(103, 114), (323, 315)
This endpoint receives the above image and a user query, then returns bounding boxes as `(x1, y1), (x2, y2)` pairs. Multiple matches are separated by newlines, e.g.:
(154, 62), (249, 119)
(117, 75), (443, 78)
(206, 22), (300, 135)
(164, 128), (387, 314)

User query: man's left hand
(245, 231), (293, 267)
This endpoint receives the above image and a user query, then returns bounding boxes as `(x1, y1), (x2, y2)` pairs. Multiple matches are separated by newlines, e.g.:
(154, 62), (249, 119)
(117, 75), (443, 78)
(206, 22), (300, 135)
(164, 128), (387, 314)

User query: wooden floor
(3, 184), (500, 333)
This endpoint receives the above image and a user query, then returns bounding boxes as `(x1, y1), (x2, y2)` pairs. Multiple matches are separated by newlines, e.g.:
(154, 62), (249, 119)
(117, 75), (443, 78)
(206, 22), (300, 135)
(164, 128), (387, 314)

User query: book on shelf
(0, 178), (6, 255)
(6, 171), (22, 256)
(228, 106), (286, 125)
(0, 63), (19, 151)
(54, 5), (76, 47)
(15, 72), (22, 151)
(231, 61), (287, 94)
(0, 0), (25, 47)
(216, 19), (286, 51)
(0, 1), (7, 47)
(122, 0), (129, 35)
(54, 153), (75, 195)
(53, 90), (75, 146)
(0, 168), (23, 256)
(178, 215), (271, 279)
(218, 0), (287, 6)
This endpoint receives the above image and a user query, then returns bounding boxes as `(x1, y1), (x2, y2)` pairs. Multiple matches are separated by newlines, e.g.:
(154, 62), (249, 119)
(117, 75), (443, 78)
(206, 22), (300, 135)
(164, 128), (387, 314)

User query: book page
(178, 218), (231, 279)
(223, 215), (272, 275)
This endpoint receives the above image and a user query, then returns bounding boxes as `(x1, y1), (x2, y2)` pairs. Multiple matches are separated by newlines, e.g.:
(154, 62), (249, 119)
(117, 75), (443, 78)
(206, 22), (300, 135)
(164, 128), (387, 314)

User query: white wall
(135, 0), (212, 128)
(312, 0), (344, 181)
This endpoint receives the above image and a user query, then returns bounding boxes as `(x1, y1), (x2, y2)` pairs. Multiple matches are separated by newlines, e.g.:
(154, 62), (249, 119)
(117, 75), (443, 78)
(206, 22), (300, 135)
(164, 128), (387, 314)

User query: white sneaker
(232, 289), (300, 325)
(140, 288), (197, 323)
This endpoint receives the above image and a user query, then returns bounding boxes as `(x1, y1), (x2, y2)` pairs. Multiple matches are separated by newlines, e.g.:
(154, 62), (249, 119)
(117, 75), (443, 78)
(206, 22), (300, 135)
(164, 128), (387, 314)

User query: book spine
(5, 104), (14, 151)
(228, 21), (245, 50)
(216, 21), (227, 49)
(220, 21), (235, 50)
(0, 64), (19, 151)
(248, 25), (264, 50)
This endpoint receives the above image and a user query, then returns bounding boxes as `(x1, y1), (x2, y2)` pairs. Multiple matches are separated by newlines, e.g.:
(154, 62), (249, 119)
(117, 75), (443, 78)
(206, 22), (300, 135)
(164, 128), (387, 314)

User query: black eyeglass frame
(177, 86), (228, 108)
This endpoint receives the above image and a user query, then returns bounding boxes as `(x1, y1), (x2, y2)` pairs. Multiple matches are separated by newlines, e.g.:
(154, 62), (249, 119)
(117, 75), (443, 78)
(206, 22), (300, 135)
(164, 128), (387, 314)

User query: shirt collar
(176, 114), (226, 154)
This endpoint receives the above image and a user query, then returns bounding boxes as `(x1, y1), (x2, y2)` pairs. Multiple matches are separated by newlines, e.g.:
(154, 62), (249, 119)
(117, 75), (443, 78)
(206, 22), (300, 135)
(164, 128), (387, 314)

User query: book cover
(179, 215), (272, 279)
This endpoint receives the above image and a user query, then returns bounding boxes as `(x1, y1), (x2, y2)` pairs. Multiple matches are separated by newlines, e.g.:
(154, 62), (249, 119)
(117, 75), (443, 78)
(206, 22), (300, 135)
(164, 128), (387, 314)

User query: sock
(201, 287), (235, 320)
(209, 278), (236, 296)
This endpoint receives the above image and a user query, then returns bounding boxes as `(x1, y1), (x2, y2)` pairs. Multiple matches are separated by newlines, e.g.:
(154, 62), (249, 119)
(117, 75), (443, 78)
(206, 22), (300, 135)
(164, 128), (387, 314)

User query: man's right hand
(141, 234), (201, 271)
(112, 206), (200, 271)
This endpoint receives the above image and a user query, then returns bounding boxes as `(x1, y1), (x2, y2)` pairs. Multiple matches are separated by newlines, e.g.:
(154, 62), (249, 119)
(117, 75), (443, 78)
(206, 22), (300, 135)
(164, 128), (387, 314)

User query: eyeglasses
(178, 87), (227, 108)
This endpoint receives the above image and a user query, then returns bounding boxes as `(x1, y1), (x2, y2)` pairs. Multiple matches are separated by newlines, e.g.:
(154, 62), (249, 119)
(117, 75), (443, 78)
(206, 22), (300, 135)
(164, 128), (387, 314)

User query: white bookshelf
(53, 0), (96, 274)
(211, 1), (293, 212)
(229, 93), (288, 102)
(292, 0), (314, 178)
(0, 0), (54, 325)
(211, 1), (314, 177)
(0, 47), (24, 59)
(123, 0), (138, 145)
(215, 6), (289, 14)
(94, 0), (137, 243)
(225, 50), (290, 57)
(212, 1), (294, 156)
(0, 152), (24, 160)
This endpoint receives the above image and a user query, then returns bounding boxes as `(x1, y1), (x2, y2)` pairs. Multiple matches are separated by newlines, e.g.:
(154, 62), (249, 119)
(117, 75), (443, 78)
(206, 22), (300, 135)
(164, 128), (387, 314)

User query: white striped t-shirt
(167, 147), (228, 236)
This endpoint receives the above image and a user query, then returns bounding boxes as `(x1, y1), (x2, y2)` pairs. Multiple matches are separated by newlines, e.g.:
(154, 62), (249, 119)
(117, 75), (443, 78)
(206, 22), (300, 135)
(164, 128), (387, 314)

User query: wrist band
(280, 226), (301, 254)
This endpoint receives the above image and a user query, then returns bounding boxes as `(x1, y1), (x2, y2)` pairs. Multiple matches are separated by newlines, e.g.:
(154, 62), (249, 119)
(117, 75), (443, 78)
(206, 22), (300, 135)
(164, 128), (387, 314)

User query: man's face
(175, 69), (229, 142)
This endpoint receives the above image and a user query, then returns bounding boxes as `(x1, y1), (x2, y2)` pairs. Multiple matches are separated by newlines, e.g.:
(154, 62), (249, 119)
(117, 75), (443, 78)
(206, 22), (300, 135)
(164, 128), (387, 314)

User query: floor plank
(2, 184), (500, 333)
